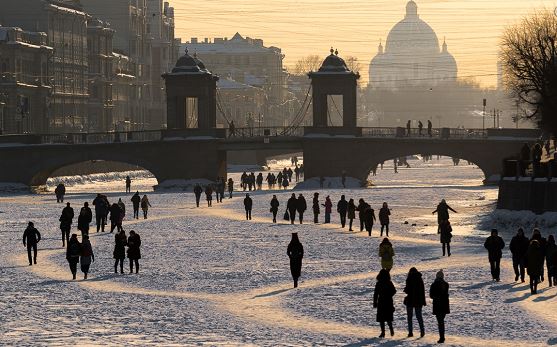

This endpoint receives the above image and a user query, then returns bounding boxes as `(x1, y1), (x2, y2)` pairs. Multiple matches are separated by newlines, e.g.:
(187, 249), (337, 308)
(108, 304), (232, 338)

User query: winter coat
(337, 199), (348, 215)
(93, 195), (109, 215)
(118, 201), (126, 216)
(379, 241), (395, 270)
(526, 242), (544, 277)
(356, 202), (369, 219)
(60, 206), (74, 230)
(77, 207), (92, 230)
(347, 202), (356, 219)
(404, 271), (426, 308)
(131, 193), (141, 208)
(127, 234), (142, 260)
(66, 238), (82, 261)
(109, 204), (121, 222)
(324, 198), (332, 214)
(141, 196), (151, 210)
(439, 222), (453, 244)
(364, 207), (376, 225)
(244, 197), (253, 210)
(373, 280), (396, 322)
(484, 235), (505, 261)
(312, 197), (320, 214)
(546, 242), (557, 269)
(430, 278), (450, 315)
(113, 233), (127, 259)
(432, 202), (456, 222)
(23, 227), (41, 245)
(270, 198), (279, 213)
(55, 184), (66, 196)
(193, 185), (203, 196)
(287, 197), (298, 212)
(297, 197), (307, 213)
(80, 239), (94, 266)
(287, 241), (304, 279)
(379, 207), (390, 225)
(509, 234), (529, 260)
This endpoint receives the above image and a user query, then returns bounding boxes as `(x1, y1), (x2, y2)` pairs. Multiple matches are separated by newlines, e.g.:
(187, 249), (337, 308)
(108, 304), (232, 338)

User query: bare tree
(500, 9), (557, 133)
(345, 56), (361, 74)
(291, 55), (322, 75)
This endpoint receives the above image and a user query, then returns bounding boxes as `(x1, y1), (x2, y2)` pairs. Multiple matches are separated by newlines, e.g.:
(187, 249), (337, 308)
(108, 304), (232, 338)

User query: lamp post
(482, 98), (486, 131)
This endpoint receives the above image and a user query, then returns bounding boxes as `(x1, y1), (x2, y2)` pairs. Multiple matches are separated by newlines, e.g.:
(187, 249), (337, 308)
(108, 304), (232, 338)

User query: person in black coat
(127, 230), (142, 274)
(131, 191), (141, 219)
(379, 202), (391, 237)
(484, 229), (505, 281)
(356, 199), (369, 232)
(430, 270), (450, 344)
(364, 205), (376, 236)
(193, 184), (203, 207)
(22, 222), (41, 266)
(297, 194), (307, 224)
(244, 194), (253, 220)
(404, 267), (426, 337)
(113, 230), (127, 274)
(109, 203), (122, 233)
(287, 233), (304, 288)
(66, 233), (82, 280)
(59, 202), (74, 247)
(287, 193), (297, 225)
(531, 229), (547, 282)
(373, 269), (396, 338)
(270, 195), (280, 223)
(77, 202), (92, 237)
(337, 195), (348, 228)
(312, 193), (320, 224)
(439, 220), (453, 257)
(510, 228), (529, 282)
(92, 193), (109, 232)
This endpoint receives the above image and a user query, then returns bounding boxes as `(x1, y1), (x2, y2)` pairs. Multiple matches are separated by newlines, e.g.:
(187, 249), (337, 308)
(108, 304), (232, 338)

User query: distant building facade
(0, 26), (52, 134)
(369, 1), (457, 89)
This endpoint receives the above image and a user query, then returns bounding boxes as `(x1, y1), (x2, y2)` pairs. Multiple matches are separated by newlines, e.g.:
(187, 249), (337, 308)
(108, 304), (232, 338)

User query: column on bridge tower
(308, 48), (360, 131)
(162, 50), (219, 131)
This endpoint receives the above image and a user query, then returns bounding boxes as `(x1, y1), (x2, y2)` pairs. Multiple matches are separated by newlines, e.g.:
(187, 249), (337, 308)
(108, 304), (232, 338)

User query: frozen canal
(1, 158), (556, 346)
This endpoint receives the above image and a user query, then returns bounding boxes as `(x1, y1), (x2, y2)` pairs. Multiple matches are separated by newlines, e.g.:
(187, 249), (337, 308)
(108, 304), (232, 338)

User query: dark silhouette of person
(373, 269), (396, 338)
(439, 220), (453, 257)
(427, 120), (433, 137)
(297, 194), (307, 224)
(337, 195), (348, 228)
(244, 194), (253, 220)
(510, 228), (529, 282)
(312, 193), (320, 224)
(229, 120), (235, 137)
(109, 203), (122, 233)
(432, 200), (457, 232)
(92, 193), (109, 232)
(404, 267), (426, 338)
(194, 184), (203, 207)
(406, 120), (411, 136)
(205, 185), (213, 207)
(364, 205), (376, 236)
(430, 270), (450, 344)
(347, 198), (356, 231)
(55, 183), (66, 203)
(287, 232), (304, 288)
(484, 229), (505, 282)
(379, 202), (391, 237)
(356, 199), (370, 232)
(80, 235), (94, 280)
(125, 176), (131, 193)
(287, 193), (297, 225)
(546, 235), (557, 287)
(270, 195), (279, 223)
(23, 222), (41, 265)
(113, 230), (127, 274)
(77, 202), (92, 237)
(531, 228), (547, 282)
(127, 230), (142, 274)
(418, 121), (423, 135)
(227, 178), (234, 198)
(59, 202), (74, 247)
(131, 191), (141, 219)
(66, 233), (81, 280)
(527, 239), (544, 294)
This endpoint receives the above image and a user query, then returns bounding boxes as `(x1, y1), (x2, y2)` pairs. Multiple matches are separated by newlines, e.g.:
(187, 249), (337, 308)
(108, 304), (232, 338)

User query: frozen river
(1, 158), (556, 346)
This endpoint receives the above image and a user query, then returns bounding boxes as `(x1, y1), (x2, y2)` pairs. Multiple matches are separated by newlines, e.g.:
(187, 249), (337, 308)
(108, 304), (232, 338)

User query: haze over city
(176, 0), (557, 86)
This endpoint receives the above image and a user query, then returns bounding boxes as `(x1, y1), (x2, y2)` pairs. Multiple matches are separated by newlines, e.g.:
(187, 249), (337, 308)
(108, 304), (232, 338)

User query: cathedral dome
(384, 1), (439, 54)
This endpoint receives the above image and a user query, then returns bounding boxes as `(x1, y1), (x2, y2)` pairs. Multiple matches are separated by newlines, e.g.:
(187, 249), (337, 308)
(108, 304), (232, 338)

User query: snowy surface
(1, 158), (557, 345)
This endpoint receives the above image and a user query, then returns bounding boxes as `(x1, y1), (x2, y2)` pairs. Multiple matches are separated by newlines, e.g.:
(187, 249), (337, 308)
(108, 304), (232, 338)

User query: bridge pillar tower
(307, 49), (360, 133)
(163, 50), (219, 130)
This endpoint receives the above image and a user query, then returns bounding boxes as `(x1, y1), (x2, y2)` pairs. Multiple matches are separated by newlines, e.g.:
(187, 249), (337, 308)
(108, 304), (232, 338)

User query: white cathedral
(369, 1), (457, 89)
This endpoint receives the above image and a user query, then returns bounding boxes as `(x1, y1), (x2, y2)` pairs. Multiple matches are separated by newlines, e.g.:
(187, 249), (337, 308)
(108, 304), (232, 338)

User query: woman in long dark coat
(287, 233), (304, 288)
(404, 267), (426, 337)
(430, 270), (450, 344)
(113, 230), (127, 274)
(439, 220), (453, 257)
(347, 199), (356, 231)
(373, 269), (396, 338)
(127, 230), (142, 274)
(270, 195), (280, 223)
(526, 239), (544, 294)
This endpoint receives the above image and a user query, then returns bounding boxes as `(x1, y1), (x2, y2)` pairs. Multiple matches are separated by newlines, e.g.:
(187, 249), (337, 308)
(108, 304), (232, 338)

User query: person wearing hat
(430, 270), (450, 344)
(484, 229), (505, 281)
(287, 233), (304, 288)
(22, 222), (41, 266)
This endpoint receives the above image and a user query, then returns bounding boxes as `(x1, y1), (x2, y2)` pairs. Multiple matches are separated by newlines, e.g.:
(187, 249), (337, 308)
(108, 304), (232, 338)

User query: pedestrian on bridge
(418, 121), (423, 136)
(23, 222), (41, 266)
(406, 120), (411, 136)
(227, 178), (234, 199)
(59, 202), (74, 247)
(125, 176), (131, 193)
(194, 184), (203, 207)
(244, 194), (253, 220)
(337, 195), (348, 228)
(270, 195), (279, 223)
(484, 229), (505, 282)
(427, 120), (433, 137)
(287, 232), (304, 288)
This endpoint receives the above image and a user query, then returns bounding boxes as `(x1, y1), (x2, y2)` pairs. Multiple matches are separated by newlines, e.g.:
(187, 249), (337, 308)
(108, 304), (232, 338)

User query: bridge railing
(40, 130), (162, 144)
(360, 127), (487, 139)
(226, 127), (304, 138)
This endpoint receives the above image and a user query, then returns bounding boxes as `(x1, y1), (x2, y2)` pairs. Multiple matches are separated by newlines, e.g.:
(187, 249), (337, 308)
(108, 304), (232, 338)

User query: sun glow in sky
(172, 0), (557, 87)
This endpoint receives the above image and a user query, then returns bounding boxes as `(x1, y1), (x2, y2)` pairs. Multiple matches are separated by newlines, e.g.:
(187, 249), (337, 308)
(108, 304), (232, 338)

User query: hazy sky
(172, 0), (557, 87)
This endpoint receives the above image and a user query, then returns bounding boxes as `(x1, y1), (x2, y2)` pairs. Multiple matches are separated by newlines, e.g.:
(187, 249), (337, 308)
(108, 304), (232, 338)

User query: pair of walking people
(374, 268), (450, 343)
(113, 229), (142, 274)
(131, 192), (152, 219)
(66, 234), (94, 280)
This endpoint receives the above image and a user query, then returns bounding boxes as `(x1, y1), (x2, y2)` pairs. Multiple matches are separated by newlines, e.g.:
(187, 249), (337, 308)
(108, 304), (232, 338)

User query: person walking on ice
(439, 220), (453, 257)
(80, 235), (94, 280)
(287, 232), (304, 288)
(125, 175), (131, 193)
(244, 194), (253, 220)
(404, 267), (426, 338)
(373, 269), (396, 338)
(59, 202), (74, 247)
(430, 270), (450, 344)
(379, 202), (391, 237)
(337, 195), (348, 228)
(127, 230), (142, 274)
(484, 229), (505, 282)
(140, 195), (151, 219)
(432, 200), (457, 232)
(379, 238), (395, 271)
(66, 234), (81, 280)
(131, 191), (141, 219)
(23, 222), (41, 266)
(270, 195), (279, 223)
(114, 230), (127, 274)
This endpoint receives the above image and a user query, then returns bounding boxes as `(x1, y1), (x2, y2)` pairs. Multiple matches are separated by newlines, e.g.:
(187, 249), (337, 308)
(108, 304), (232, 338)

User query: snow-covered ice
(1, 157), (556, 346)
